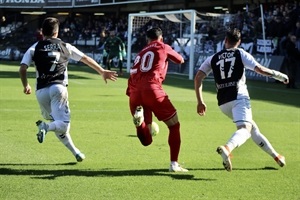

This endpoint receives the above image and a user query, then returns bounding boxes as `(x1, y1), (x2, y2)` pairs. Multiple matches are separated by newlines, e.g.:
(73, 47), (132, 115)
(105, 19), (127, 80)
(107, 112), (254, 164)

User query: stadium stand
(1, 0), (299, 83)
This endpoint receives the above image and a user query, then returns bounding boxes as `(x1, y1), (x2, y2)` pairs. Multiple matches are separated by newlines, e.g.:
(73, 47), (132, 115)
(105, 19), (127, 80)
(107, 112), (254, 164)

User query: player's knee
(53, 120), (69, 133)
(236, 122), (252, 133)
(164, 114), (179, 127)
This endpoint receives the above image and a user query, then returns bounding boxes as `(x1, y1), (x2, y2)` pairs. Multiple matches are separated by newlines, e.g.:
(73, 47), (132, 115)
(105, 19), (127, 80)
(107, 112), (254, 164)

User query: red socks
(136, 122), (152, 146)
(136, 121), (181, 163)
(168, 122), (181, 162)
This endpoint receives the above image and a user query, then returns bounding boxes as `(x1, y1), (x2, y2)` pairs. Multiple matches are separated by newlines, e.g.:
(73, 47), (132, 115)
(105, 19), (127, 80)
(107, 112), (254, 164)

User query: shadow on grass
(0, 164), (207, 181)
(0, 163), (277, 181)
(190, 166), (278, 171)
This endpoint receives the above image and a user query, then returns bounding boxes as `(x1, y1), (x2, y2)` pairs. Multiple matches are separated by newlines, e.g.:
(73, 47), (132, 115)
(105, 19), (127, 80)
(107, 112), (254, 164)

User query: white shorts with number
(219, 98), (253, 126)
(35, 84), (70, 122)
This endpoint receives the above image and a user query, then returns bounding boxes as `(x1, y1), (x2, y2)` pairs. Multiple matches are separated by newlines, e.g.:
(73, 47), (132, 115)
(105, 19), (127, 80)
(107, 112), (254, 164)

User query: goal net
(126, 9), (236, 80)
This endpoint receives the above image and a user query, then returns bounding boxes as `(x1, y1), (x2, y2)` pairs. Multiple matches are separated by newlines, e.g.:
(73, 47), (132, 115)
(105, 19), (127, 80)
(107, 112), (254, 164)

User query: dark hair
(42, 17), (60, 37)
(226, 28), (241, 45)
(146, 27), (162, 40)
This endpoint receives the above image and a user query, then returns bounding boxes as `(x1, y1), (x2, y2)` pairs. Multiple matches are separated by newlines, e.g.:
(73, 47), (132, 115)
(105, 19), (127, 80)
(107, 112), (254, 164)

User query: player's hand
(283, 77), (289, 84)
(197, 102), (206, 116)
(23, 84), (32, 95)
(102, 70), (118, 83)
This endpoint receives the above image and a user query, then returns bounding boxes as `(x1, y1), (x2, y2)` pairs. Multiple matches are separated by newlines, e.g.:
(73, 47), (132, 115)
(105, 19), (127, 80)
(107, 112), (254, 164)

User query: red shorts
(129, 89), (177, 124)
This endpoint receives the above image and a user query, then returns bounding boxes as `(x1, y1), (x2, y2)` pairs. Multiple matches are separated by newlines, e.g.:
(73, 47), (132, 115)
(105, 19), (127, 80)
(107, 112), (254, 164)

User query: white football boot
(169, 163), (188, 172)
(36, 120), (48, 143)
(133, 106), (144, 127)
(274, 155), (286, 167)
(216, 146), (232, 172)
(75, 152), (86, 162)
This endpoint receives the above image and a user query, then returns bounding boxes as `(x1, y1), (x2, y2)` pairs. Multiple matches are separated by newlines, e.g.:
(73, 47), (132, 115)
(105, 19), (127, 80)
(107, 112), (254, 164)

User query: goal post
(127, 9), (197, 80)
(126, 8), (279, 83)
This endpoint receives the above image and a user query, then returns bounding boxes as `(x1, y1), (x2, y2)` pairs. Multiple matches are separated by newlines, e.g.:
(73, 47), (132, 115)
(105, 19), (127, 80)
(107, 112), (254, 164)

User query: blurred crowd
(18, 1), (300, 87)
(53, 1), (300, 54)
(1, 1), (300, 81)
(58, 14), (127, 46)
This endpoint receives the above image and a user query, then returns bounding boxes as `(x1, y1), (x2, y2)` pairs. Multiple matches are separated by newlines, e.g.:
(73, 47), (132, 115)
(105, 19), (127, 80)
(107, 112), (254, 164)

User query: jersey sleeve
(66, 43), (85, 61)
(165, 44), (183, 64)
(198, 55), (213, 76)
(239, 48), (260, 71)
(20, 42), (38, 67)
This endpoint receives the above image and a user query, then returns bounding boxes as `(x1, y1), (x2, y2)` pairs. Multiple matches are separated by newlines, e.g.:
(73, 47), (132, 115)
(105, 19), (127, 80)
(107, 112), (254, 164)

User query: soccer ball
(151, 121), (159, 136)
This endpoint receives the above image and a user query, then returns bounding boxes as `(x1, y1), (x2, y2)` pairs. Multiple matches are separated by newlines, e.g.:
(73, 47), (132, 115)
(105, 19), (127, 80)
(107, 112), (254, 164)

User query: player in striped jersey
(19, 17), (117, 162)
(194, 28), (288, 171)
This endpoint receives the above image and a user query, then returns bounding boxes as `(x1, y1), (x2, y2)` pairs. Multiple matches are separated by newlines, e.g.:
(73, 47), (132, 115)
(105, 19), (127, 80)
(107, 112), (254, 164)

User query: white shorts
(35, 84), (70, 122)
(219, 98), (253, 126)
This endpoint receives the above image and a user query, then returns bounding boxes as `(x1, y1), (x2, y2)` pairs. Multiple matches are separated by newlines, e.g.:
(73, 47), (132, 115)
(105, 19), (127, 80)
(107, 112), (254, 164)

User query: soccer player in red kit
(126, 27), (188, 172)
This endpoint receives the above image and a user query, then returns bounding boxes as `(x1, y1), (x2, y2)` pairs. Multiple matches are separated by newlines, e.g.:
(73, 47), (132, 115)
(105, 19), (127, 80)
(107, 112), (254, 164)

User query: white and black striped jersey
(21, 38), (84, 90)
(199, 48), (260, 106)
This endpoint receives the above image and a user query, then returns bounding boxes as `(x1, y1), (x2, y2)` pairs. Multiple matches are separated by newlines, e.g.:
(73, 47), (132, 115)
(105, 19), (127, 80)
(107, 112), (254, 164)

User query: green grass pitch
(0, 61), (299, 199)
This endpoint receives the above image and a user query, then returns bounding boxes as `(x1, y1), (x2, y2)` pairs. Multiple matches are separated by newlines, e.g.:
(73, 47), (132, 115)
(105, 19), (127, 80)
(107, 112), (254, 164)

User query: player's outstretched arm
(19, 64), (32, 94)
(80, 55), (118, 83)
(194, 70), (207, 116)
(254, 65), (289, 84)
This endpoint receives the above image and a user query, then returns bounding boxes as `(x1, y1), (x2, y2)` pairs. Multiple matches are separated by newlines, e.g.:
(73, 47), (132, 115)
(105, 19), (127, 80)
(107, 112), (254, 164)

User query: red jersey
(127, 40), (183, 95)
